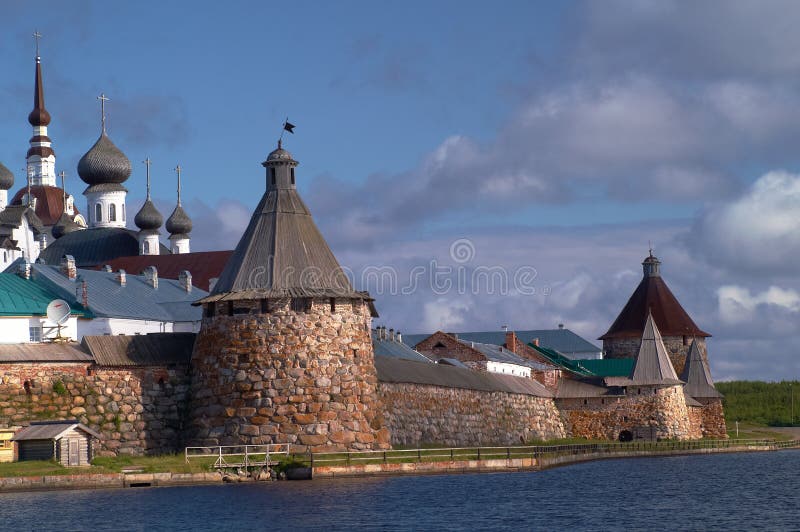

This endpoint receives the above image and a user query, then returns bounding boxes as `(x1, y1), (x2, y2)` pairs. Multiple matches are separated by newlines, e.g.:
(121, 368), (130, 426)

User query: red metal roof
(94, 250), (233, 291)
(600, 275), (711, 340)
(10, 185), (80, 226)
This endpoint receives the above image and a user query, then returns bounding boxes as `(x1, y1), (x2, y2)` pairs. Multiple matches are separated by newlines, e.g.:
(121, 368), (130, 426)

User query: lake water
(1, 450), (798, 531)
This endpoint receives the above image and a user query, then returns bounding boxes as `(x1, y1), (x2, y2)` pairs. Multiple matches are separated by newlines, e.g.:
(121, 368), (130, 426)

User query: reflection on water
(0, 450), (797, 531)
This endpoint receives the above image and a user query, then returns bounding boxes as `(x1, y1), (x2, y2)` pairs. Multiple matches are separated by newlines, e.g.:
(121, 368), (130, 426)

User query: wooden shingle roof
(680, 340), (722, 398)
(82, 333), (195, 366)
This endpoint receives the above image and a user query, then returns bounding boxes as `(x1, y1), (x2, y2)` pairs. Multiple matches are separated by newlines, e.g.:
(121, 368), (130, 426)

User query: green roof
(0, 274), (91, 317)
(575, 358), (634, 378)
(527, 343), (634, 378)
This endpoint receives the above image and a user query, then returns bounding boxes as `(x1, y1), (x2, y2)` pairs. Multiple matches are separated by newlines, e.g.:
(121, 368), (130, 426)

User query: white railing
(185, 444), (290, 469)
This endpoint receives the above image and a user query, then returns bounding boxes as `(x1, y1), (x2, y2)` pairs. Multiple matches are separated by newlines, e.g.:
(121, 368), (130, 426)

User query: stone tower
(188, 142), (389, 452)
(600, 252), (711, 374)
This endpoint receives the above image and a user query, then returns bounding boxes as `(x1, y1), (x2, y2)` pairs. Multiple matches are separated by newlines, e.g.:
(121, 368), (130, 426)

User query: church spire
(26, 30), (56, 187)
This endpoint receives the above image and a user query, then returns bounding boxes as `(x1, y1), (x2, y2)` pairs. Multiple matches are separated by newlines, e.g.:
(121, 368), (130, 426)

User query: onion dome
(78, 133), (132, 186)
(165, 205), (192, 236)
(51, 212), (82, 239)
(0, 162), (13, 190)
(135, 199), (163, 231)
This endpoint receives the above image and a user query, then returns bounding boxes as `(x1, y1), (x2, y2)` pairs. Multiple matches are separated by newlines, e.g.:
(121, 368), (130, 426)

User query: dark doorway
(618, 430), (633, 442)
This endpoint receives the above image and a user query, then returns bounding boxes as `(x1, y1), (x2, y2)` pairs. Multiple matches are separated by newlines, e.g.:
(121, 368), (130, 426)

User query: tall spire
(26, 30), (56, 187)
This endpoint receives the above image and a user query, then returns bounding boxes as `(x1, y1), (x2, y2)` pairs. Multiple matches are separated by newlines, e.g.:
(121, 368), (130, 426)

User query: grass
(91, 454), (215, 474)
(726, 421), (794, 442)
(0, 460), (109, 477)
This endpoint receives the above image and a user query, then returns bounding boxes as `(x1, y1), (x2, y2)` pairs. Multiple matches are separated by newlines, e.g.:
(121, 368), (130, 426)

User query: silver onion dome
(134, 199), (164, 231)
(78, 132), (131, 186)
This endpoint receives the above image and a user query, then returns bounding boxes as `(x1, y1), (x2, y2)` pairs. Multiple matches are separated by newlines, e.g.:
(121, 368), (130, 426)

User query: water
(1, 450), (798, 531)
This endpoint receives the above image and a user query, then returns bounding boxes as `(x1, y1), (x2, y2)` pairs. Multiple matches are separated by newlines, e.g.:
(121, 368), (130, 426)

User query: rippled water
(1, 450), (798, 531)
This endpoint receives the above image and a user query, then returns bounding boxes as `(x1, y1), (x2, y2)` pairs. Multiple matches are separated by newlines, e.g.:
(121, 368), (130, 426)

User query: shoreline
(1, 442), (797, 493)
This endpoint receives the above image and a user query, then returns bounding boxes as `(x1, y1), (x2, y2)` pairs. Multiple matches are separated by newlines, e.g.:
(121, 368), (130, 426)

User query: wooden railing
(185, 444), (290, 469)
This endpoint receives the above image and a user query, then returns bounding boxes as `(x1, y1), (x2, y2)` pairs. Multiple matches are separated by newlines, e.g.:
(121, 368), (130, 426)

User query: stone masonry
(379, 382), (566, 447)
(0, 363), (190, 456)
(603, 336), (708, 377)
(188, 298), (390, 452)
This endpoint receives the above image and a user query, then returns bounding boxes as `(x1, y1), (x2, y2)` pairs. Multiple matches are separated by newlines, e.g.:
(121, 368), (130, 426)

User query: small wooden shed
(0, 427), (18, 463)
(12, 421), (101, 466)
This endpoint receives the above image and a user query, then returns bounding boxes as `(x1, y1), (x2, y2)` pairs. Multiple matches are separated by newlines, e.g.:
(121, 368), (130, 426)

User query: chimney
(505, 331), (517, 353)
(389, 328), (395, 341)
(38, 234), (47, 251)
(558, 323), (564, 330)
(501, 324), (508, 332)
(116, 269), (127, 287)
(533, 338), (540, 347)
(143, 266), (158, 289)
(79, 279), (88, 308)
(178, 270), (192, 292)
(59, 255), (76, 281)
(396, 331), (402, 344)
(17, 261), (31, 280)
(102, 265), (113, 272)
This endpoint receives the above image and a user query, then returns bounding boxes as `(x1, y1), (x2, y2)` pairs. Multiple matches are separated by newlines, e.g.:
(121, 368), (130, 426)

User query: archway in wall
(618, 430), (633, 442)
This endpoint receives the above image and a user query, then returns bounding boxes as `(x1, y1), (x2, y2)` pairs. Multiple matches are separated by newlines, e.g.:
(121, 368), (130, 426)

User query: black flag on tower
(283, 120), (295, 134)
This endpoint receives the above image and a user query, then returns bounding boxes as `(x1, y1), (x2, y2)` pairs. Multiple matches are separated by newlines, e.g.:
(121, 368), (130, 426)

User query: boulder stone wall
(0, 363), (190, 456)
(378, 382), (566, 447)
(188, 298), (389, 452)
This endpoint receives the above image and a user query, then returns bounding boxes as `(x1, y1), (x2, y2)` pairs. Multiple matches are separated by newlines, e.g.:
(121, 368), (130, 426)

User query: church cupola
(0, 162), (13, 211)
(135, 158), (163, 255)
(78, 93), (130, 229)
(26, 32), (56, 187)
(165, 165), (191, 254)
(642, 249), (661, 277)
(261, 140), (299, 191)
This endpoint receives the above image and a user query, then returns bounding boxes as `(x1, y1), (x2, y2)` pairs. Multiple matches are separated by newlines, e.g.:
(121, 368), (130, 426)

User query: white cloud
(692, 171), (800, 274)
(718, 285), (800, 324)
(422, 297), (471, 332)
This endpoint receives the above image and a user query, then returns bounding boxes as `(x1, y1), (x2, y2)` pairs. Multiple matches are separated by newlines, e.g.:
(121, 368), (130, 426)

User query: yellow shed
(0, 427), (18, 463)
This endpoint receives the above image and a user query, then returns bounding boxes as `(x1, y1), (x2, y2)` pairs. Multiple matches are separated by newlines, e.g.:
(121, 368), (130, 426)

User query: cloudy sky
(2, 1), (800, 380)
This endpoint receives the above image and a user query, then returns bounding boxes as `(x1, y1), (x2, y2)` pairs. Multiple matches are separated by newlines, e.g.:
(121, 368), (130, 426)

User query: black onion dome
(134, 199), (164, 231)
(51, 212), (83, 239)
(78, 132), (132, 185)
(0, 162), (13, 190)
(165, 204), (192, 235)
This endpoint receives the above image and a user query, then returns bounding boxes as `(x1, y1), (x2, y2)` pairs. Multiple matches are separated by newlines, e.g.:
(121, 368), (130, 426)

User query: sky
(2, 0), (800, 380)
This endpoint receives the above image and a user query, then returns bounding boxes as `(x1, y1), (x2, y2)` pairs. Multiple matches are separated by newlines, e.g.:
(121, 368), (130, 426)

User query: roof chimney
(505, 331), (517, 353)
(17, 261), (31, 280)
(116, 269), (126, 287)
(102, 264), (112, 272)
(178, 270), (192, 292)
(59, 255), (76, 281)
(389, 328), (395, 341)
(501, 325), (508, 332)
(558, 323), (564, 330)
(143, 266), (158, 289)
(533, 338), (540, 347)
(396, 331), (402, 344)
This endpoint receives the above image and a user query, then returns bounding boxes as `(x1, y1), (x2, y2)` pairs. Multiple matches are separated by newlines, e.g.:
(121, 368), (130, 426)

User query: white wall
(77, 317), (201, 338)
(0, 316), (79, 343)
(486, 361), (532, 378)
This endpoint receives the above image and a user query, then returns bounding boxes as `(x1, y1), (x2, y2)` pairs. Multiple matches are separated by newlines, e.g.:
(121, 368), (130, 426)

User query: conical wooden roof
(199, 149), (363, 303)
(629, 312), (682, 386)
(601, 254), (710, 340)
(680, 340), (721, 398)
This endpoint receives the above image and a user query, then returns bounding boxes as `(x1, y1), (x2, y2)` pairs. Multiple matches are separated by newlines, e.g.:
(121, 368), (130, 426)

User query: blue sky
(3, 1), (800, 380)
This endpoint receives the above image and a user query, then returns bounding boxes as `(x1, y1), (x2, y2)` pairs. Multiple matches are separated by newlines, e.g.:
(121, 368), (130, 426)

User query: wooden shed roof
(680, 340), (722, 398)
(12, 420), (101, 441)
(81, 333), (195, 366)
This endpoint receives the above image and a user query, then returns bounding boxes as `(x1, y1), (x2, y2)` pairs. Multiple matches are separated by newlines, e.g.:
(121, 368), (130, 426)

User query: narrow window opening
(109, 203), (117, 222)
(227, 301), (234, 316)
(330, 298), (336, 312)
(95, 203), (102, 222)
(270, 168), (276, 185)
(260, 299), (269, 313)
(291, 168), (295, 185)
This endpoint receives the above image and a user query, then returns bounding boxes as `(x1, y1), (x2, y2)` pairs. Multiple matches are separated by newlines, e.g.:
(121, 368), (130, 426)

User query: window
(122, 204), (126, 221)
(291, 168), (295, 185)
(29, 326), (42, 342)
(270, 168), (276, 186)
(143, 241), (150, 254)
(109, 203), (117, 221)
(95, 203), (102, 222)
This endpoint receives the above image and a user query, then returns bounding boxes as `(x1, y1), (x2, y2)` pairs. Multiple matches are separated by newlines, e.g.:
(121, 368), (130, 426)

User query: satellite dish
(46, 299), (71, 325)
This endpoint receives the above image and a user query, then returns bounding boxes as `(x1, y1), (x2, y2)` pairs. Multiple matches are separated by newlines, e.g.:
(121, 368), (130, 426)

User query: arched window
(122, 204), (126, 221)
(109, 204), (117, 222)
(95, 203), (102, 222)
(143, 241), (150, 254)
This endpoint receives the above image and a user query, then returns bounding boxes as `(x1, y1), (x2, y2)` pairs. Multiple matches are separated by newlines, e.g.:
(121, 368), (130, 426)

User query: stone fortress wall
(603, 336), (708, 376)
(0, 362), (190, 456)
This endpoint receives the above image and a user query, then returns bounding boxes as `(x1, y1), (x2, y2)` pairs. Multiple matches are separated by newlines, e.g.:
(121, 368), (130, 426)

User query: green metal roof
(0, 274), (91, 317)
(575, 358), (634, 378)
(527, 343), (634, 378)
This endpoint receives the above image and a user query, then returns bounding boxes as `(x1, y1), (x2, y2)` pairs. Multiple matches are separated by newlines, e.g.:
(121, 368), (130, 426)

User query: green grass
(717, 380), (800, 426)
(0, 460), (109, 477)
(91, 454), (215, 474)
(725, 421), (794, 441)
